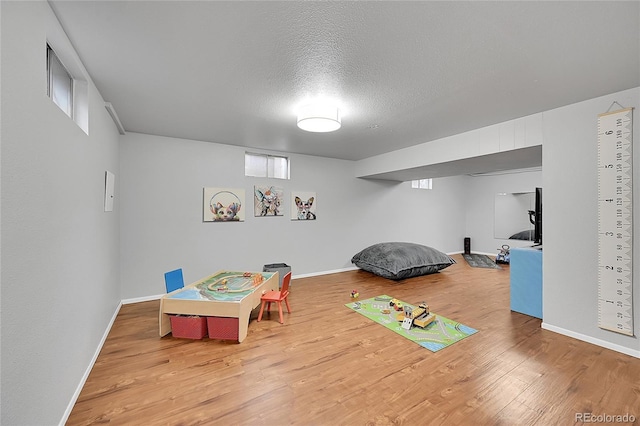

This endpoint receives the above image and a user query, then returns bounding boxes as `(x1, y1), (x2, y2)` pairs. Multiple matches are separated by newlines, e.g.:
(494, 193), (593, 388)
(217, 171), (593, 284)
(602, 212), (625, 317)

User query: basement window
(411, 179), (432, 190)
(45, 41), (89, 134)
(47, 44), (73, 118)
(245, 152), (290, 179)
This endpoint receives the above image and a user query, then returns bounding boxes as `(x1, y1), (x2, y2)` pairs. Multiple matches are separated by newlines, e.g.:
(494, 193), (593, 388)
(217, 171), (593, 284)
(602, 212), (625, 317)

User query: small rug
(345, 295), (477, 352)
(463, 253), (502, 269)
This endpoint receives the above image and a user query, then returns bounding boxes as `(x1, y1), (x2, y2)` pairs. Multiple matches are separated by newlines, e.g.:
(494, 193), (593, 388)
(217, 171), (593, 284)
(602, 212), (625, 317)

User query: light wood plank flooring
(67, 255), (640, 425)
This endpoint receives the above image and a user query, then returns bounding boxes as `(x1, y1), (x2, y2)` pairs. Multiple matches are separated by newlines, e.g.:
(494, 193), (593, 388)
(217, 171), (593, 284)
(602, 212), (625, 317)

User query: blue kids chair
(164, 268), (184, 293)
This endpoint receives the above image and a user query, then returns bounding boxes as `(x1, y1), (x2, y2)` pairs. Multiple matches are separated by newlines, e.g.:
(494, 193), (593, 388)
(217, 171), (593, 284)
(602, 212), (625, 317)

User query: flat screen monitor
(534, 187), (542, 245)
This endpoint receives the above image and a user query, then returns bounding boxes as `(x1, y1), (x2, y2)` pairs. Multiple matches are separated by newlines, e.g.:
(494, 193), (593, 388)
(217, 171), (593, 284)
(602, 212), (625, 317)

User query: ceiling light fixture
(297, 103), (341, 133)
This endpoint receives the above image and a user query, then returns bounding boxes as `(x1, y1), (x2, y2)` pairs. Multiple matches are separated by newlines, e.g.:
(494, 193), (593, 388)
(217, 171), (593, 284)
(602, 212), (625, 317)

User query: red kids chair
(257, 271), (292, 324)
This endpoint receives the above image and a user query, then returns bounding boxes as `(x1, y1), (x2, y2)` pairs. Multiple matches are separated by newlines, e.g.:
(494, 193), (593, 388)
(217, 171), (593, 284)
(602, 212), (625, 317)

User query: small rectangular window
(245, 152), (290, 179)
(411, 178), (432, 189)
(47, 44), (73, 118)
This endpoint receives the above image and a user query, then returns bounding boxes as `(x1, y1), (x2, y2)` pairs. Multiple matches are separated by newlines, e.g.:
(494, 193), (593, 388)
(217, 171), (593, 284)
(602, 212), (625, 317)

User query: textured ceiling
(49, 1), (639, 161)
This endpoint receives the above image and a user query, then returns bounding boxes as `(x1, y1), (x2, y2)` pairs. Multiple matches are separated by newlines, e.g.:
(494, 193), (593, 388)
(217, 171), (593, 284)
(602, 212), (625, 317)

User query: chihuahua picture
(295, 196), (316, 220)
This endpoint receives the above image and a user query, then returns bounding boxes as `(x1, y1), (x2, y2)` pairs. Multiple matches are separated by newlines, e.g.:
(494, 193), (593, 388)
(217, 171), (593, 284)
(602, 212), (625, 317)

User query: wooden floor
(67, 255), (640, 425)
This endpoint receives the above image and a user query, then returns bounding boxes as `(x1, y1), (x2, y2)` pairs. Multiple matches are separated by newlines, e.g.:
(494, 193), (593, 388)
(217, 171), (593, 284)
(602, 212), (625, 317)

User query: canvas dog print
(254, 186), (283, 217)
(203, 187), (245, 222)
(291, 191), (316, 220)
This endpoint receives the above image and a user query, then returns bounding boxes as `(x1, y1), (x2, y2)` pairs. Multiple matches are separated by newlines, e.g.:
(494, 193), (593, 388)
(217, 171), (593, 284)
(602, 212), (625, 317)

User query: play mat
(345, 295), (477, 352)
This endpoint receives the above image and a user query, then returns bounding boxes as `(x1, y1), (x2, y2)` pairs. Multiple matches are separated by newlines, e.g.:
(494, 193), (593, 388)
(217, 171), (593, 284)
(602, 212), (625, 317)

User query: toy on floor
(389, 298), (403, 311)
(395, 301), (436, 328)
(496, 244), (510, 264)
(412, 302), (436, 328)
(350, 289), (359, 299)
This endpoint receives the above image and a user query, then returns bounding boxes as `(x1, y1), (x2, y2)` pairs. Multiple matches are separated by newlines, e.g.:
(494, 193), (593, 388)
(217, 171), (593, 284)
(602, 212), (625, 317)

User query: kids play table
(159, 270), (278, 342)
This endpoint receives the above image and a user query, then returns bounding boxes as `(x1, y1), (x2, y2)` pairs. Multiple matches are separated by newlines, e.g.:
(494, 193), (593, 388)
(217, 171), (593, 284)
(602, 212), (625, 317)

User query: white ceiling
(49, 1), (639, 162)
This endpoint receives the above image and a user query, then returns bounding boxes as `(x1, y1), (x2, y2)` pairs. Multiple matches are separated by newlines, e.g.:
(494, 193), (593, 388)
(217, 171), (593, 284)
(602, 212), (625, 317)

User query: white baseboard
(120, 269), (362, 302)
(474, 251), (498, 257)
(59, 301), (123, 426)
(122, 293), (163, 304)
(292, 266), (359, 279)
(289, 251), (503, 280)
(542, 322), (640, 359)
(449, 250), (497, 257)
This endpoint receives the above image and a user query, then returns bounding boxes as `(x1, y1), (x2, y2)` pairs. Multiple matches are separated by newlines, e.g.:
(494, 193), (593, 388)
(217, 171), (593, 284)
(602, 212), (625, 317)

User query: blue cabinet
(510, 247), (542, 319)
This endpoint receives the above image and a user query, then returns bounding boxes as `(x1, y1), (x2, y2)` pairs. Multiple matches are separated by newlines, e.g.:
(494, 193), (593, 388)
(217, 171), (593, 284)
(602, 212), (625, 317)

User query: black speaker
(464, 237), (471, 255)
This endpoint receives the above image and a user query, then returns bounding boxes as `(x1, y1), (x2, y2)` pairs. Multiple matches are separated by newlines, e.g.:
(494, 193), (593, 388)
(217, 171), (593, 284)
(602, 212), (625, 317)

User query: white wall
(119, 132), (468, 299)
(542, 87), (639, 356)
(1, 2), (121, 425)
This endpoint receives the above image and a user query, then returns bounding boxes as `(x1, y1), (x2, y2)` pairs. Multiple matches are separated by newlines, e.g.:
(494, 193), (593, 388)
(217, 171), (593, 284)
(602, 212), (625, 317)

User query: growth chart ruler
(597, 107), (634, 336)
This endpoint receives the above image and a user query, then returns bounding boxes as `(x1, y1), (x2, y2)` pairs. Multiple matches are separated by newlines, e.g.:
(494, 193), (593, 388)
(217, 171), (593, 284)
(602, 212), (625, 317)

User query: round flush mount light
(297, 103), (341, 132)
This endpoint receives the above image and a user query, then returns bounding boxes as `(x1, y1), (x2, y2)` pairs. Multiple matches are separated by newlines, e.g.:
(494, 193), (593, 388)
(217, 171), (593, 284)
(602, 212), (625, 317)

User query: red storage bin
(169, 315), (208, 339)
(207, 316), (239, 341)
